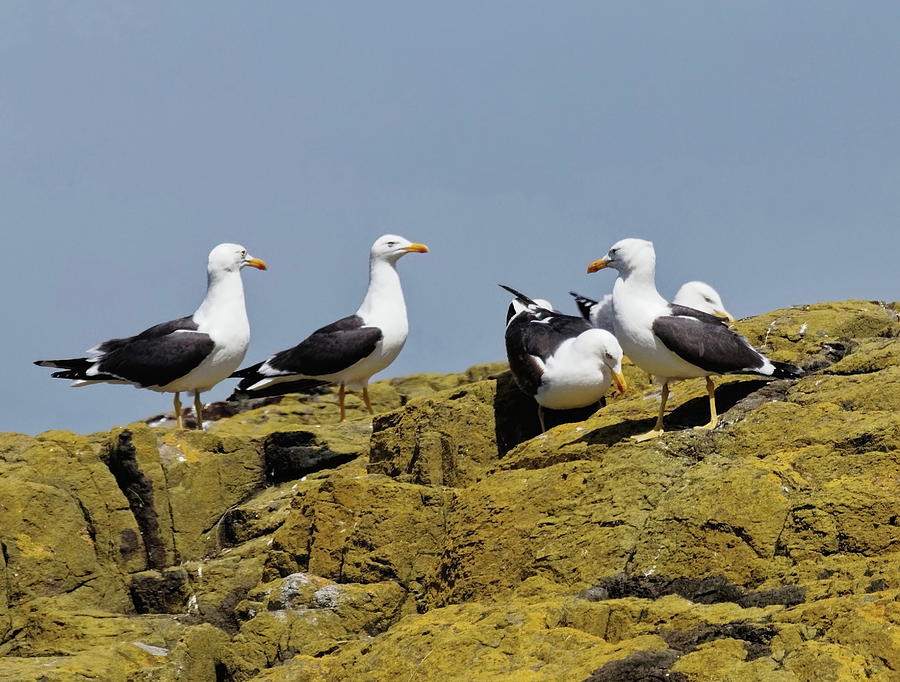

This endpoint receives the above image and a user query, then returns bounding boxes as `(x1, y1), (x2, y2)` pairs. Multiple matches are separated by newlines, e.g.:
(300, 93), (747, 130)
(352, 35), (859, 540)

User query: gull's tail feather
(568, 291), (598, 321)
(771, 361), (804, 379)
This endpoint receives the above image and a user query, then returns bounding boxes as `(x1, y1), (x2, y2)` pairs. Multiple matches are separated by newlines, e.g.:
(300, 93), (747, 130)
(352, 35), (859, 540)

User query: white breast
(535, 337), (610, 410)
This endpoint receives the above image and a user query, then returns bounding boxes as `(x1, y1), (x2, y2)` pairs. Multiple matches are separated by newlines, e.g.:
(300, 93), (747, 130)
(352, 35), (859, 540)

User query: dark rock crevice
(662, 620), (778, 661)
(101, 430), (168, 570)
(583, 649), (687, 682)
(263, 431), (357, 484)
(579, 573), (805, 608)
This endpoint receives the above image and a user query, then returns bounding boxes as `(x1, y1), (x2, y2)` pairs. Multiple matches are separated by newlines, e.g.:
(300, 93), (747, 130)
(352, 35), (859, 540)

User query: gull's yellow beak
(716, 309), (735, 323)
(244, 257), (268, 271)
(404, 243), (429, 253)
(613, 371), (628, 395)
(587, 258), (610, 274)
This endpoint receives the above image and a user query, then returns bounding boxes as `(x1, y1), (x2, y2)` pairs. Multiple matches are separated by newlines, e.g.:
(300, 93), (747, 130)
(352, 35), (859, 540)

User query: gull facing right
(570, 280), (734, 332)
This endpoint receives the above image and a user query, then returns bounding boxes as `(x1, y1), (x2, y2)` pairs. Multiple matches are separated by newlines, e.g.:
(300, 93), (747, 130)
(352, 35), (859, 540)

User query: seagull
(35, 243), (267, 429)
(570, 280), (734, 331)
(587, 238), (801, 441)
(672, 281), (734, 322)
(230, 234), (428, 421)
(502, 284), (627, 432)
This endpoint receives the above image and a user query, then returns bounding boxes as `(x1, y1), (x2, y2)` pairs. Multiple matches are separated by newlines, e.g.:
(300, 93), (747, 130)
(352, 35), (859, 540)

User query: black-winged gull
(35, 243), (267, 429)
(586, 238), (801, 441)
(570, 280), (734, 331)
(502, 284), (626, 432)
(230, 234), (428, 421)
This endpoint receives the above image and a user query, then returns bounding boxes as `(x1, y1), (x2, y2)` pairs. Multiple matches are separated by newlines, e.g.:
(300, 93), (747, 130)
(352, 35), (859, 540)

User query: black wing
(249, 315), (382, 381)
(94, 331), (215, 387)
(652, 308), (766, 375)
(35, 315), (211, 387)
(505, 309), (592, 396)
(505, 313), (545, 396)
(227, 377), (330, 401)
(667, 304), (731, 326)
(91, 316), (199, 354)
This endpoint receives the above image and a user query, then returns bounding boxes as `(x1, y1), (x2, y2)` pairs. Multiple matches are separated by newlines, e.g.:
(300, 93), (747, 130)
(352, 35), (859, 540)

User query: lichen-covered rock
(734, 299), (898, 366)
(270, 473), (454, 588)
(430, 455), (686, 605)
(0, 430), (143, 617)
(366, 368), (592, 487)
(209, 362), (509, 438)
(260, 423), (371, 484)
(368, 379), (508, 486)
(223, 578), (414, 680)
(1, 302), (897, 681)
(251, 594), (674, 681)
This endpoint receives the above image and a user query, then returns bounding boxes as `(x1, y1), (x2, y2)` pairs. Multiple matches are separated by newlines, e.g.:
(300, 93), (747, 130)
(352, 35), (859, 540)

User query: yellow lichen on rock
(0, 301), (897, 680)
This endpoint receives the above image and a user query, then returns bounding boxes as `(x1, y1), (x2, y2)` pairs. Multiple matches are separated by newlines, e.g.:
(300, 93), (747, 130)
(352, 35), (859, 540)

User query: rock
(1, 302), (898, 680)
(222, 578), (414, 680)
(257, 594), (674, 681)
(269, 473), (454, 588)
(262, 424), (369, 484)
(130, 568), (191, 614)
(208, 362), (509, 439)
(367, 370), (566, 487)
(584, 649), (687, 682)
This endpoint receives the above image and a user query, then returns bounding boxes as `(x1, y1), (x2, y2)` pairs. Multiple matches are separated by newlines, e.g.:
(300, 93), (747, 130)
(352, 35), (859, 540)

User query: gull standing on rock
(35, 243), (268, 429)
(230, 234), (428, 421)
(502, 285), (627, 432)
(586, 238), (801, 441)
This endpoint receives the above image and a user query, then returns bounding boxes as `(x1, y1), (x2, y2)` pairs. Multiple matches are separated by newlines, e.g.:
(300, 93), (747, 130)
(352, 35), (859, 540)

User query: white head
(574, 328), (628, 394)
(207, 243), (268, 275)
(673, 281), (734, 321)
(587, 238), (655, 276)
(370, 234), (429, 265)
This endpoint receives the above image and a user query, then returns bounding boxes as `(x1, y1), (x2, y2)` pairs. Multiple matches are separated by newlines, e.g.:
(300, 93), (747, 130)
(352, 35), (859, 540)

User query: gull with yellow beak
(231, 234), (429, 421)
(587, 238), (801, 441)
(502, 284), (627, 432)
(570, 280), (734, 330)
(36, 243), (268, 429)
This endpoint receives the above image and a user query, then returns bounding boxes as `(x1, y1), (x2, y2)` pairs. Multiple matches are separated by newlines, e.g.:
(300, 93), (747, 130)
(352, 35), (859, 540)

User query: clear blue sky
(3, 2), (898, 435)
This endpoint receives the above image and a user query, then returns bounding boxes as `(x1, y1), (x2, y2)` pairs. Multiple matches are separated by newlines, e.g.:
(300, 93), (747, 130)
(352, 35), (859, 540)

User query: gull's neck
(356, 256), (406, 324)
(613, 258), (668, 309)
(193, 268), (249, 332)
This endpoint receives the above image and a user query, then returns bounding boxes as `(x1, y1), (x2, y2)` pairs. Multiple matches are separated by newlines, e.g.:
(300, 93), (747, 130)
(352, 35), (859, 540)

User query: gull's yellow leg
(173, 392), (183, 430)
(338, 383), (346, 422)
(193, 391), (204, 430)
(362, 385), (374, 415)
(695, 377), (718, 431)
(632, 382), (668, 442)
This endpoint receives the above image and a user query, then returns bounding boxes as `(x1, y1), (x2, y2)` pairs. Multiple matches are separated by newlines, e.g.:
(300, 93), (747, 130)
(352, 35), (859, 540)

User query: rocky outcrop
(0, 300), (897, 680)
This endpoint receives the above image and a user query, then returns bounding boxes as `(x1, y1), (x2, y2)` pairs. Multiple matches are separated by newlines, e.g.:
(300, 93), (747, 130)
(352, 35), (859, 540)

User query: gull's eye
(605, 353), (613, 360)
(609, 248), (618, 256)
(386, 241), (398, 247)
(241, 250), (247, 257)
(705, 297), (713, 303)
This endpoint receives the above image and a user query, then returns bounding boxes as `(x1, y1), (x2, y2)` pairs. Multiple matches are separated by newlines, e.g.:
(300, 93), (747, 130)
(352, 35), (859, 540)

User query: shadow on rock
(492, 371), (542, 455)
(664, 379), (770, 429)
(492, 371), (608, 454)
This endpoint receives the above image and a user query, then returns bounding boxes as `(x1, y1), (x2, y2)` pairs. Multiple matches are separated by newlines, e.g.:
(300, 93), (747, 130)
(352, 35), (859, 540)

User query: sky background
(3, 2), (898, 435)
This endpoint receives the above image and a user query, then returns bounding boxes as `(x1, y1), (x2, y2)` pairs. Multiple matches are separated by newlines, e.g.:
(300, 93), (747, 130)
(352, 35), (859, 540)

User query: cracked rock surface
(0, 300), (898, 681)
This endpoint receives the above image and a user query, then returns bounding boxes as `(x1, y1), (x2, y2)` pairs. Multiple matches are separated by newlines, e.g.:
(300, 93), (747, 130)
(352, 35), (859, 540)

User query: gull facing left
(587, 238), (801, 441)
